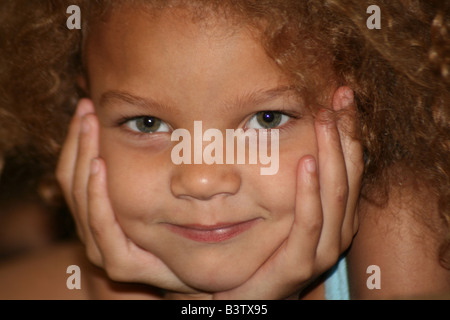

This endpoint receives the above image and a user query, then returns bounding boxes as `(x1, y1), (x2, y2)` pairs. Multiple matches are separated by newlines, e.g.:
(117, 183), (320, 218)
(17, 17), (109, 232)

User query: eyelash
(115, 115), (168, 140)
(245, 111), (300, 131)
(116, 110), (302, 138)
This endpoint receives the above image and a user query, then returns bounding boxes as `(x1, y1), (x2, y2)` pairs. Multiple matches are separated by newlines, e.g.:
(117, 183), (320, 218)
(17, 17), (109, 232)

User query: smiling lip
(165, 218), (261, 243)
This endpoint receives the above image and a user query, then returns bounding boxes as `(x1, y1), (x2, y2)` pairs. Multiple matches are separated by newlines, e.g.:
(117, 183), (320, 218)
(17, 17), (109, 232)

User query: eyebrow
(100, 85), (299, 114)
(230, 85), (299, 111)
(100, 90), (174, 113)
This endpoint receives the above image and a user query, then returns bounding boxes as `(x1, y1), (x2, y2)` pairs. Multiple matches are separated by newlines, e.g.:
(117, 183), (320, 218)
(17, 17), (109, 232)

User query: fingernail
(76, 99), (90, 117)
(90, 158), (100, 175)
(305, 157), (316, 173)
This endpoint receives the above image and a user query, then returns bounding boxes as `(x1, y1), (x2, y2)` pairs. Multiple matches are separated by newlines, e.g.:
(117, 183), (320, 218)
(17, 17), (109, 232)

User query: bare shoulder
(347, 179), (450, 299)
(0, 241), (88, 300)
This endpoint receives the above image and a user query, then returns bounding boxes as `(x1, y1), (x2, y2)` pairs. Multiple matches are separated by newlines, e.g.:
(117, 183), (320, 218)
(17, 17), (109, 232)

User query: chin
(118, 215), (292, 293)
(153, 245), (266, 293)
(177, 262), (258, 293)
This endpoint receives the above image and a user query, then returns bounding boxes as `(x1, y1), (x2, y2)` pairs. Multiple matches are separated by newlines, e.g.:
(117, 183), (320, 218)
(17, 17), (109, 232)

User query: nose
(171, 164), (241, 200)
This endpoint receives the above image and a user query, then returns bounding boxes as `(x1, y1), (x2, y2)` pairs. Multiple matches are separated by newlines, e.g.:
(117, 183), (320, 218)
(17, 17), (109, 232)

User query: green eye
(247, 111), (289, 129)
(126, 116), (169, 133)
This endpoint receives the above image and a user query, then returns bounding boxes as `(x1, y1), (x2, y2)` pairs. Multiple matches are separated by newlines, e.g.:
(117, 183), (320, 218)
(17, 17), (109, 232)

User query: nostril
(170, 165), (241, 201)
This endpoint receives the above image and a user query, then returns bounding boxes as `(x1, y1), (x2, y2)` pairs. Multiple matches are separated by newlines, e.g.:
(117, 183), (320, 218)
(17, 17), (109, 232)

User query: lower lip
(166, 219), (260, 243)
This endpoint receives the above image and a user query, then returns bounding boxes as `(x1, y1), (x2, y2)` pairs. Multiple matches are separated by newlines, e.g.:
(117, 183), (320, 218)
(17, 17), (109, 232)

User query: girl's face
(85, 7), (319, 292)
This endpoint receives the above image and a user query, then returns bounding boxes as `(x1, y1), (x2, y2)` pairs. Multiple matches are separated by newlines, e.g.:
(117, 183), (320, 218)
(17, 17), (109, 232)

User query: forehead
(84, 5), (289, 111)
(84, 5), (269, 70)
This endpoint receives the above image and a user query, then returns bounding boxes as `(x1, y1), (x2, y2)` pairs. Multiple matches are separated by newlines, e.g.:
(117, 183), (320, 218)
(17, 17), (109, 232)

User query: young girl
(0, 0), (448, 300)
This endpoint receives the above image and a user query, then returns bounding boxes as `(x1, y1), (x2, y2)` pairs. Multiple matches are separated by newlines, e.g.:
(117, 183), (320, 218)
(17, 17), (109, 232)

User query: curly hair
(1, 0), (449, 265)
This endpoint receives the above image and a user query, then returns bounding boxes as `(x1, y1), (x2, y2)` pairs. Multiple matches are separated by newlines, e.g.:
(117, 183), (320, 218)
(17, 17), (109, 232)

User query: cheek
(98, 134), (170, 224)
(254, 125), (318, 217)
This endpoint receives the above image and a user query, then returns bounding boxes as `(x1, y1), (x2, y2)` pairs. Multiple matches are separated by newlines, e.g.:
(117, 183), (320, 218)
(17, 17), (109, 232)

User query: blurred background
(0, 154), (75, 262)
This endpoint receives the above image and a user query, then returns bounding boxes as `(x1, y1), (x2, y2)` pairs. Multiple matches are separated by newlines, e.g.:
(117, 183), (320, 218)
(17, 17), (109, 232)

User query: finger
(72, 113), (99, 247)
(87, 157), (136, 273)
(332, 87), (363, 249)
(314, 108), (348, 263)
(285, 156), (322, 271)
(56, 99), (95, 210)
(56, 99), (95, 237)
(214, 156), (323, 299)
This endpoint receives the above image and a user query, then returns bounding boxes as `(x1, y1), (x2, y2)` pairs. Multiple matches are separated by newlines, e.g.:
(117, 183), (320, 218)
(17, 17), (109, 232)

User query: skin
(56, 6), (362, 299)
(348, 179), (450, 299)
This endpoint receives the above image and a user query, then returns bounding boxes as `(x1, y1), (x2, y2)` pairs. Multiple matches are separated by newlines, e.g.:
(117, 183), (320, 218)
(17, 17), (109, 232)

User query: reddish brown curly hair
(1, 0), (449, 266)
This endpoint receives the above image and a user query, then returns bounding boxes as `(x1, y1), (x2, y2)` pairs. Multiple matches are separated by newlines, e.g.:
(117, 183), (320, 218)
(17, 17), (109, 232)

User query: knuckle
(340, 221), (358, 251)
(329, 250), (341, 266)
(55, 167), (63, 183)
(307, 216), (323, 234)
(104, 261), (128, 282)
(334, 183), (349, 205)
(355, 161), (364, 177)
(341, 234), (353, 252)
(75, 225), (85, 242)
(353, 215), (360, 234)
(104, 264), (119, 281)
(322, 249), (340, 270)
(85, 246), (102, 268)
(298, 210), (323, 234)
(296, 262), (315, 282)
(55, 168), (69, 189)
(88, 222), (103, 240)
(92, 242), (132, 282)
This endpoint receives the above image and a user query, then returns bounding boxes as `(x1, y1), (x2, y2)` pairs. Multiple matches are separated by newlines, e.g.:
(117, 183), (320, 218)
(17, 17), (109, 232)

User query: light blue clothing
(324, 255), (350, 300)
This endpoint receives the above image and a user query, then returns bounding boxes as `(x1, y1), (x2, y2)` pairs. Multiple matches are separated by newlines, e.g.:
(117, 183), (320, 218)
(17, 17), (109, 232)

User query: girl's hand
(56, 99), (194, 294)
(213, 87), (363, 299)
